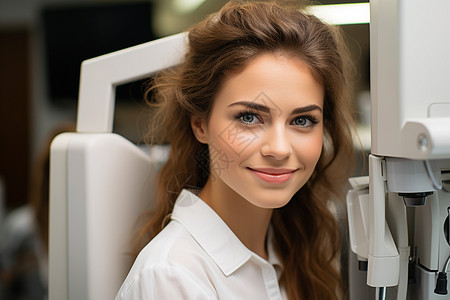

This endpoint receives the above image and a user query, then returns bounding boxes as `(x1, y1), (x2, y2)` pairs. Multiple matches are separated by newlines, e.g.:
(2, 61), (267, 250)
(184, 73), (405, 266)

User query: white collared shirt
(116, 189), (286, 299)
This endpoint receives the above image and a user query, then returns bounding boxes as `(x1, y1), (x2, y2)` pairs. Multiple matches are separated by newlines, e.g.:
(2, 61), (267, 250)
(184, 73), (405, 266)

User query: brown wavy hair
(137, 1), (355, 299)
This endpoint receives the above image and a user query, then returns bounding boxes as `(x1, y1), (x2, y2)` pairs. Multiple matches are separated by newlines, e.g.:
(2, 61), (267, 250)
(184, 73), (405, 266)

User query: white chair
(49, 33), (187, 300)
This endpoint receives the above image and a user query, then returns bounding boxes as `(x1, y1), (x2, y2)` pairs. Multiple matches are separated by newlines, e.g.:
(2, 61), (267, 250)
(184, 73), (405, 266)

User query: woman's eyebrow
(228, 101), (323, 115)
(291, 105), (323, 115)
(227, 101), (271, 113)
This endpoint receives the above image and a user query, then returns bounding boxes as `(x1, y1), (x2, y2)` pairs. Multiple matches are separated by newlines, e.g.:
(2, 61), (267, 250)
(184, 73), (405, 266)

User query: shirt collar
(171, 189), (281, 276)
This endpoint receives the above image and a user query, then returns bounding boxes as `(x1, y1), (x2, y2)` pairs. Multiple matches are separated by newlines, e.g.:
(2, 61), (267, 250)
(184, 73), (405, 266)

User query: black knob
(434, 272), (448, 295)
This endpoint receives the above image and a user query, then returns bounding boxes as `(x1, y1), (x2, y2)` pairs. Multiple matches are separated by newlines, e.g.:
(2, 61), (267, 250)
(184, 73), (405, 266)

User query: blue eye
(234, 112), (261, 125)
(293, 117), (308, 126)
(242, 114), (255, 123)
(292, 115), (318, 128)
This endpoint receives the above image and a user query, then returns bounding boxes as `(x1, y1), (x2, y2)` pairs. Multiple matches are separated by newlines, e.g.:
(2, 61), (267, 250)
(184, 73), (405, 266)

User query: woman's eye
(236, 112), (260, 125)
(294, 117), (308, 126)
(242, 114), (255, 123)
(292, 116), (318, 128)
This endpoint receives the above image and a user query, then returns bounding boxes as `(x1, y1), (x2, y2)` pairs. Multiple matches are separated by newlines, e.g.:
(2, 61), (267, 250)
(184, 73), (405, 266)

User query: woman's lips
(248, 167), (297, 184)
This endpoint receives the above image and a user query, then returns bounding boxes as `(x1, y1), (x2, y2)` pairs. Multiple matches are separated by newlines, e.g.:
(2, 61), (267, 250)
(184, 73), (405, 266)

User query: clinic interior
(0, 7), (370, 299)
(0, 0), (368, 298)
(0, 0), (369, 213)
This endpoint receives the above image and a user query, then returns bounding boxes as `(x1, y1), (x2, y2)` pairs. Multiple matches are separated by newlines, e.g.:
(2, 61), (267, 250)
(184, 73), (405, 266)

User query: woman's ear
(190, 115), (209, 144)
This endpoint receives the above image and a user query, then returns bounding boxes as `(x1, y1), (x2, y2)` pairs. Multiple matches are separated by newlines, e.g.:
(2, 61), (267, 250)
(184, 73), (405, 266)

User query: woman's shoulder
(116, 220), (218, 299)
(130, 220), (211, 271)
(136, 221), (190, 262)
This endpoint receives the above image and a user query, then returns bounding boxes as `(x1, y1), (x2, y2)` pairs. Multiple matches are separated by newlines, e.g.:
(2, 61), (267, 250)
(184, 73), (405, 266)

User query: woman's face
(193, 54), (324, 209)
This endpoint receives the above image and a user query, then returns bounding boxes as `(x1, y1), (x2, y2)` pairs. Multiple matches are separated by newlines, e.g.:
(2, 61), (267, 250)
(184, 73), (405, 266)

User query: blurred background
(0, 0), (369, 298)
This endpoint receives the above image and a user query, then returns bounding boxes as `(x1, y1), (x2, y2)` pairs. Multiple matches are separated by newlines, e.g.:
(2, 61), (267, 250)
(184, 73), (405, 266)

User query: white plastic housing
(370, 0), (450, 159)
(77, 32), (187, 133)
(347, 176), (370, 260)
(49, 33), (186, 300)
(367, 155), (399, 287)
(385, 158), (441, 193)
(49, 133), (160, 299)
(401, 118), (450, 160)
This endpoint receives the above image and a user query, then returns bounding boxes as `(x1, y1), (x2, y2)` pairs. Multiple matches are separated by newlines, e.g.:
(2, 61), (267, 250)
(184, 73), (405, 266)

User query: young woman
(116, 1), (355, 299)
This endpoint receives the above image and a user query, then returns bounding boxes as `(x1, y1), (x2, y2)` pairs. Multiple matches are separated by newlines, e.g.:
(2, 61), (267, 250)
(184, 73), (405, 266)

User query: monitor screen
(42, 1), (156, 105)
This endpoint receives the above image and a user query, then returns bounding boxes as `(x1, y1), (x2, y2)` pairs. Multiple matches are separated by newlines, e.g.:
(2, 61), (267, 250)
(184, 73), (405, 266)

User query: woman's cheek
(294, 132), (323, 167)
(208, 127), (259, 175)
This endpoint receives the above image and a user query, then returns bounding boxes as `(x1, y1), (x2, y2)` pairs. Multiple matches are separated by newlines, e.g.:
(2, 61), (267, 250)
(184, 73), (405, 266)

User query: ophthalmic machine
(48, 33), (187, 299)
(347, 0), (450, 299)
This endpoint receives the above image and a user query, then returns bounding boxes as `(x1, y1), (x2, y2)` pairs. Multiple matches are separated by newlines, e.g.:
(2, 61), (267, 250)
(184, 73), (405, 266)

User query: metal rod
(444, 255), (450, 273)
(375, 287), (387, 300)
(447, 207), (450, 245)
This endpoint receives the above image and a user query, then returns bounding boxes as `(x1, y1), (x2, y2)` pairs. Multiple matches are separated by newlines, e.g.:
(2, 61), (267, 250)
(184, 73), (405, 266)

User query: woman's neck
(198, 178), (273, 260)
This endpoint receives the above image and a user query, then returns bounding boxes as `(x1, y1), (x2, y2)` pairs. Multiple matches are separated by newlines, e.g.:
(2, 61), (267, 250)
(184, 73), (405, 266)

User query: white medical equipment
(347, 0), (450, 299)
(48, 33), (187, 299)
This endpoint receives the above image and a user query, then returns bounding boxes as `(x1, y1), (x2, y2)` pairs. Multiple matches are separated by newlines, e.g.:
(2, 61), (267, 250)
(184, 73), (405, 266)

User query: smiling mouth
(247, 167), (297, 184)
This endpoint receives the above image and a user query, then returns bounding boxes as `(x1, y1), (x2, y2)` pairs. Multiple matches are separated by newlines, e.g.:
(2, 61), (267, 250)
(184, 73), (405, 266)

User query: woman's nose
(260, 125), (292, 160)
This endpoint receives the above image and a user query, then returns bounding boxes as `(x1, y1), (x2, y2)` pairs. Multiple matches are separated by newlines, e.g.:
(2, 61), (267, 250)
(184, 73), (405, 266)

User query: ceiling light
(307, 3), (370, 25)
